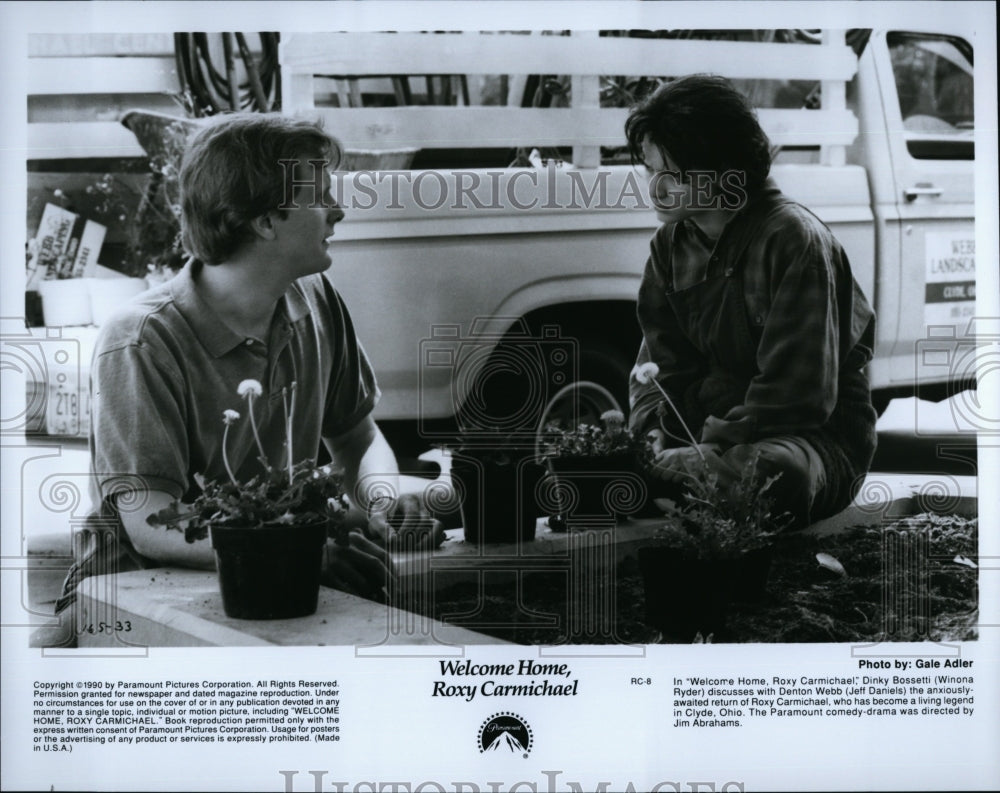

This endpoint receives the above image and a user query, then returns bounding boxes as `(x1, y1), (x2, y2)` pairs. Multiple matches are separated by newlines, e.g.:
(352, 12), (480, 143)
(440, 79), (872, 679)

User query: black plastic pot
(451, 450), (545, 545)
(547, 453), (649, 524)
(637, 545), (773, 640)
(210, 520), (329, 620)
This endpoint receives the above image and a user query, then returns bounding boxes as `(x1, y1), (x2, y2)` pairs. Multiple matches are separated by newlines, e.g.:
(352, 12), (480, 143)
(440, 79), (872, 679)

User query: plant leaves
(146, 501), (195, 527)
(816, 552), (847, 577)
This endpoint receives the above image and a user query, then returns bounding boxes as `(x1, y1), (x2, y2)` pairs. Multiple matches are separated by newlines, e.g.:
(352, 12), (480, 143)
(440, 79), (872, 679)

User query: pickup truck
(21, 27), (977, 451)
(274, 26), (976, 453)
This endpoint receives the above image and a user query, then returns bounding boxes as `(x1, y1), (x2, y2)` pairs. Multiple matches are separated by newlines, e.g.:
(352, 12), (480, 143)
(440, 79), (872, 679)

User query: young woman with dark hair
(625, 75), (877, 528)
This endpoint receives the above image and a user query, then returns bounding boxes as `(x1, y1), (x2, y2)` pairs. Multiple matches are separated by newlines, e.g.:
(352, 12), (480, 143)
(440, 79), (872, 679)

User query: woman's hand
(649, 443), (722, 482)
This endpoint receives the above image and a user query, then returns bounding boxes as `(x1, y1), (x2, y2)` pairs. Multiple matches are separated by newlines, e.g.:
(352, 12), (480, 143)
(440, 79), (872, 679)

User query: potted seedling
(540, 410), (654, 528)
(147, 379), (350, 619)
(632, 361), (791, 639)
(637, 453), (791, 640)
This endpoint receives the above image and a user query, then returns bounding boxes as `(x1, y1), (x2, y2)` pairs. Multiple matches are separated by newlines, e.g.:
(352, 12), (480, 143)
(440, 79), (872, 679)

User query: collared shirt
(91, 261), (379, 503)
(57, 262), (379, 609)
(628, 181), (876, 448)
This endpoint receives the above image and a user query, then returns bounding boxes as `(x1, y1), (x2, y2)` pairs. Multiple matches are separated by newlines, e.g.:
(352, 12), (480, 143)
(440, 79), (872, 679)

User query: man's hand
(322, 529), (397, 602)
(325, 417), (444, 550)
(369, 493), (446, 551)
(649, 443), (723, 483)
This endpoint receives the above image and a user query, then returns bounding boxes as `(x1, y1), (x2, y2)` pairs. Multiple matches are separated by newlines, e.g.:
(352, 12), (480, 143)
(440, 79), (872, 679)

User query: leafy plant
(653, 452), (792, 559)
(146, 378), (349, 543)
(117, 113), (193, 280)
(83, 169), (185, 281)
(632, 359), (789, 555)
(541, 409), (653, 462)
(147, 460), (350, 544)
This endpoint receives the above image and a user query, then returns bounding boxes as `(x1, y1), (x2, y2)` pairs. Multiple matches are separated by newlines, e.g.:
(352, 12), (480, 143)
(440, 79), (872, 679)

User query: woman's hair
(624, 74), (772, 195)
(179, 113), (341, 264)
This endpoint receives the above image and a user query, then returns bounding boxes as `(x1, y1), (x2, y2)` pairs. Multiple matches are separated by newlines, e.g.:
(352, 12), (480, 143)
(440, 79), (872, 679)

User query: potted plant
(629, 360), (791, 639)
(540, 410), (654, 528)
(147, 379), (349, 619)
(448, 437), (547, 546)
(637, 453), (792, 641)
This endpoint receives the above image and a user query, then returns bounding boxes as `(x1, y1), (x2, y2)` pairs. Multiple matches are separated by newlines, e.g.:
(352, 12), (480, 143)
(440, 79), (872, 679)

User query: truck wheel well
(458, 301), (641, 439)
(518, 300), (641, 408)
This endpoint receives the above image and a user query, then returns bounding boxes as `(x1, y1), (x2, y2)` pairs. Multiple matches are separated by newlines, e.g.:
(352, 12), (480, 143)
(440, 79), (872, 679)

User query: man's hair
(624, 74), (772, 195)
(179, 113), (341, 265)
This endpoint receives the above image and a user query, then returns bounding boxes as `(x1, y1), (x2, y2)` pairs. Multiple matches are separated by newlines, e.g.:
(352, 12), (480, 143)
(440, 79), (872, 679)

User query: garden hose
(173, 32), (280, 116)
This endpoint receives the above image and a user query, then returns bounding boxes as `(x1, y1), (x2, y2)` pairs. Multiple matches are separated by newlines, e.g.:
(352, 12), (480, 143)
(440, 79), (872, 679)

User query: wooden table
(71, 520), (665, 649)
(75, 568), (505, 648)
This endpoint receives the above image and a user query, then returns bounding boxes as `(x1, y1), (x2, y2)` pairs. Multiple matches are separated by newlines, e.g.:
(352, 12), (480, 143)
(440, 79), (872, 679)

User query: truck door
(872, 30), (976, 394)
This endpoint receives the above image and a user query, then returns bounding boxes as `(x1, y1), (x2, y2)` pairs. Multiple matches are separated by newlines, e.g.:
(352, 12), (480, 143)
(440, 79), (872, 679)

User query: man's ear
(249, 212), (278, 241)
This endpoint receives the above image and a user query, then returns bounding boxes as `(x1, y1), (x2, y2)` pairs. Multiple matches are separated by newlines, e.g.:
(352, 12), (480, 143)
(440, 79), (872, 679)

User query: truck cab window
(888, 32), (974, 159)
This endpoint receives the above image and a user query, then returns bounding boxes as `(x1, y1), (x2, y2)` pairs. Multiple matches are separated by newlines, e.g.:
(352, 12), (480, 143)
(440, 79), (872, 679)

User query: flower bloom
(222, 409), (240, 424)
(632, 362), (660, 385)
(600, 409), (625, 430)
(631, 360), (704, 458)
(237, 379), (263, 398)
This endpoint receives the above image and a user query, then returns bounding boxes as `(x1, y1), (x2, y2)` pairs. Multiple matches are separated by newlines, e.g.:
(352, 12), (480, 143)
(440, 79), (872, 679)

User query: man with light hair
(54, 113), (435, 632)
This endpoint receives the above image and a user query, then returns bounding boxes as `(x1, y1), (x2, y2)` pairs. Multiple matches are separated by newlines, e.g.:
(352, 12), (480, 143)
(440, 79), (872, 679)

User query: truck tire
(459, 335), (634, 440)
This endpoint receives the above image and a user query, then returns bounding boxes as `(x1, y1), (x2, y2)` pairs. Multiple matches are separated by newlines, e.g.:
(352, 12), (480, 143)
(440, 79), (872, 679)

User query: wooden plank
(821, 30), (849, 167)
(28, 56), (179, 96)
(571, 32), (601, 168)
(28, 121), (143, 159)
(281, 32), (858, 82)
(28, 93), (178, 124)
(758, 108), (858, 147)
(28, 33), (174, 58)
(27, 109), (857, 162)
(283, 71), (316, 111)
(313, 106), (858, 149)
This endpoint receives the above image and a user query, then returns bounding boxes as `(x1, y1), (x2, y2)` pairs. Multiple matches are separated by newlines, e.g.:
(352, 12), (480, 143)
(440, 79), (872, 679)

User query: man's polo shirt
(90, 261), (380, 506)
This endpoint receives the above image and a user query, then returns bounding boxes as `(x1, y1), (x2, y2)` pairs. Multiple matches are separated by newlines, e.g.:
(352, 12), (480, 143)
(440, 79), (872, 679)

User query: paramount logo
(477, 712), (532, 757)
(484, 729), (526, 753)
